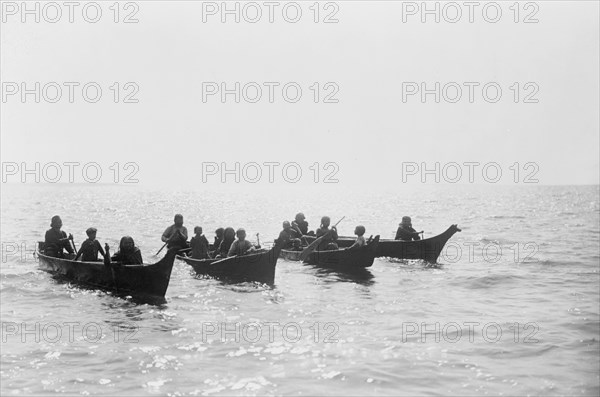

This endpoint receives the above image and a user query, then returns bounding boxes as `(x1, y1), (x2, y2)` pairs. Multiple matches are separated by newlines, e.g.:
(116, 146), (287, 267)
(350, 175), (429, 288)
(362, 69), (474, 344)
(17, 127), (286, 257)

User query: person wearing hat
(227, 228), (257, 257)
(75, 227), (107, 262)
(292, 213), (310, 236)
(395, 216), (423, 241)
(44, 215), (74, 258)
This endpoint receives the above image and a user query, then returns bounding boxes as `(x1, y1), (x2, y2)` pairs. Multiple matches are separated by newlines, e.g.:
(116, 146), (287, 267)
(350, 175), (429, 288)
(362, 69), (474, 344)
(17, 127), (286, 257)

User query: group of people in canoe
(44, 216), (143, 264)
(159, 214), (261, 259)
(42, 213), (423, 264)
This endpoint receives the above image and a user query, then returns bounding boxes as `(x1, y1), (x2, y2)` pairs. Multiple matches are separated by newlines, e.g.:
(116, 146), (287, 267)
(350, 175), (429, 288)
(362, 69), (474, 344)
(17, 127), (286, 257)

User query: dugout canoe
(305, 235), (380, 269)
(178, 243), (281, 285)
(36, 243), (177, 299)
(302, 225), (461, 263)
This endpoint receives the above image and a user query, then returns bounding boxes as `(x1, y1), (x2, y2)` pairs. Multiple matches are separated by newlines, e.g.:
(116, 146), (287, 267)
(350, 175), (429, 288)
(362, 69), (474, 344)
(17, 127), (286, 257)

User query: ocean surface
(1, 184), (598, 396)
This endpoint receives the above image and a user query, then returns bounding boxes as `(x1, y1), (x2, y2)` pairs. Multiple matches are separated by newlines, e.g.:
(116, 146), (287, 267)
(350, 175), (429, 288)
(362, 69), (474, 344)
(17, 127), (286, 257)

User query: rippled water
(1, 184), (598, 396)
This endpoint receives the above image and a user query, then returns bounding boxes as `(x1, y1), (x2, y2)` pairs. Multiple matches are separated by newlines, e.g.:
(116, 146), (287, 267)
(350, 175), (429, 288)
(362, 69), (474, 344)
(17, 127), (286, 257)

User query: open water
(1, 184), (598, 396)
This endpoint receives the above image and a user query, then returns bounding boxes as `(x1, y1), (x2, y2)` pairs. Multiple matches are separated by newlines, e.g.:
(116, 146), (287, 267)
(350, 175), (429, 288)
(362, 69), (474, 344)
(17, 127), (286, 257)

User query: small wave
(487, 215), (526, 220)
(478, 237), (517, 245)
(218, 282), (274, 293)
(0, 271), (41, 280)
(536, 259), (595, 267)
(451, 273), (526, 289)
(468, 343), (560, 359)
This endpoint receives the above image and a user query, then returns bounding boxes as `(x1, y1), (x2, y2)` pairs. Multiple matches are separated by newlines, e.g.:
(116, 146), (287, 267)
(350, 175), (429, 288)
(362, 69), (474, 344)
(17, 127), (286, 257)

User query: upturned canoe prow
(376, 224), (461, 263)
(36, 244), (178, 300)
(298, 225), (461, 263)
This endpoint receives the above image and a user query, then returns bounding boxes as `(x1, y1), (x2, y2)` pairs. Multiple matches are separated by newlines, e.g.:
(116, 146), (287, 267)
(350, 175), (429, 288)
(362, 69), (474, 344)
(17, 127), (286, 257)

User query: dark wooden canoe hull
(305, 236), (380, 269)
(304, 225), (460, 263)
(36, 247), (177, 299)
(178, 246), (280, 285)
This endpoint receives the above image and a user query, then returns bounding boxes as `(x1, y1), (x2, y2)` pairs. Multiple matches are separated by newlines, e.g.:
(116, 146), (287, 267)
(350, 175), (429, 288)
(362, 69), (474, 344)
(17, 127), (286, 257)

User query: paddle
(211, 255), (235, 266)
(69, 234), (78, 256)
(156, 230), (183, 255)
(290, 224), (310, 246)
(156, 241), (168, 256)
(299, 216), (345, 262)
(291, 223), (304, 237)
(211, 240), (260, 265)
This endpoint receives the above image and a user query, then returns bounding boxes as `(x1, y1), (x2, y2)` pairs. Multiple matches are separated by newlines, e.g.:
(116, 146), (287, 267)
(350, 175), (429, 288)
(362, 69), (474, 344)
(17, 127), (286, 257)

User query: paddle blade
(299, 216), (344, 262)
(299, 235), (324, 262)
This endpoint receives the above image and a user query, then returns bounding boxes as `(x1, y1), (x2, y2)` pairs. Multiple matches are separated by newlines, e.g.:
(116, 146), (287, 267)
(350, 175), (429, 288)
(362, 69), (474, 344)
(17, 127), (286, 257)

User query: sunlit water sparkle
(1, 184), (598, 396)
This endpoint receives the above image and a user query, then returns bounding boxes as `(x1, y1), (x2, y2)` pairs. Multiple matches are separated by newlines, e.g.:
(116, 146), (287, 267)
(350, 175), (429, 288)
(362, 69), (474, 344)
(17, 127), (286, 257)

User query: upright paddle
(299, 216), (345, 262)
(291, 224), (310, 246)
(69, 234), (78, 256)
(156, 241), (168, 256)
(156, 230), (183, 255)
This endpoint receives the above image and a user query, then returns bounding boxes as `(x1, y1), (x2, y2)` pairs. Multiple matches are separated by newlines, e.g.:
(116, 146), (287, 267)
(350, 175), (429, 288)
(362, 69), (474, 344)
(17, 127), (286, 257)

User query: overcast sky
(1, 1), (598, 187)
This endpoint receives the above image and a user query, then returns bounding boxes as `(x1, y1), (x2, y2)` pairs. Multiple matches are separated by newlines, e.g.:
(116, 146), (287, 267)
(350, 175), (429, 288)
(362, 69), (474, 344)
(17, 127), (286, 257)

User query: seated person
(75, 227), (106, 262)
(395, 216), (423, 241)
(227, 228), (257, 257)
(315, 216), (338, 251)
(161, 214), (189, 250)
(277, 221), (301, 249)
(190, 226), (210, 259)
(212, 228), (225, 255)
(348, 225), (367, 249)
(106, 236), (143, 265)
(289, 238), (303, 251)
(291, 213), (310, 235)
(44, 215), (74, 258)
(215, 227), (236, 258)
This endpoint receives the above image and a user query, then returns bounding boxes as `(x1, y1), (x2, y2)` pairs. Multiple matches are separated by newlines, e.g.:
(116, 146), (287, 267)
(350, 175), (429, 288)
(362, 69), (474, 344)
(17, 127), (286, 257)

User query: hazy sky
(1, 0), (598, 187)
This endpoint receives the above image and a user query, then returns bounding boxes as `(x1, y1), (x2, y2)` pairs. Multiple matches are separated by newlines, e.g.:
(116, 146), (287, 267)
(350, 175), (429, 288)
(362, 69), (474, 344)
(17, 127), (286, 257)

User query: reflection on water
(1, 185), (598, 396)
(312, 266), (375, 286)
(48, 275), (169, 306)
(386, 258), (446, 270)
